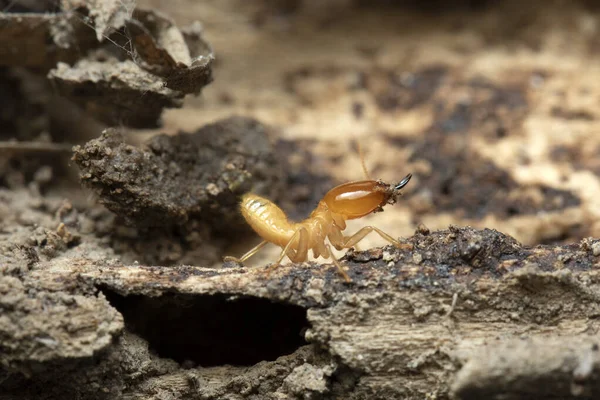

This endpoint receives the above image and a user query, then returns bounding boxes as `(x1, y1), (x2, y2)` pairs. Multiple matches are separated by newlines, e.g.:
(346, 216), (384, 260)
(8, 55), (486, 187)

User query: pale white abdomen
(240, 194), (296, 247)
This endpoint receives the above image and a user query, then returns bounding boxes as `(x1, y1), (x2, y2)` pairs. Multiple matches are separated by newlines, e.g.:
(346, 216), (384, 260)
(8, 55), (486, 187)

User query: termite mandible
(225, 144), (412, 282)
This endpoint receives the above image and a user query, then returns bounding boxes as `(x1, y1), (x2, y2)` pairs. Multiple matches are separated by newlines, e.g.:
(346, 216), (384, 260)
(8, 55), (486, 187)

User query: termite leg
(342, 226), (413, 250)
(224, 240), (268, 264)
(331, 213), (346, 231)
(327, 223), (345, 251)
(313, 231), (328, 258)
(278, 228), (309, 264)
(324, 244), (351, 282)
(267, 228), (309, 276)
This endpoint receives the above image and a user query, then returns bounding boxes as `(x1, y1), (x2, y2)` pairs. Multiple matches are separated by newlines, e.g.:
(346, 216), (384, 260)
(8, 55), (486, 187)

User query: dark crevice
(101, 289), (309, 367)
(329, 364), (363, 397)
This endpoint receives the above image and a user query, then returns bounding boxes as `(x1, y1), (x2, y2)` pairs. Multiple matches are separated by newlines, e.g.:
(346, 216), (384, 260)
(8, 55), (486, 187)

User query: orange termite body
(227, 173), (412, 282)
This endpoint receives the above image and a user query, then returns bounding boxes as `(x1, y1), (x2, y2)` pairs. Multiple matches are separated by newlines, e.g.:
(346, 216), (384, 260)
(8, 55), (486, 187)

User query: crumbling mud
(1, 1), (213, 128)
(0, 0), (215, 201)
(72, 116), (282, 230)
(46, 5), (213, 128)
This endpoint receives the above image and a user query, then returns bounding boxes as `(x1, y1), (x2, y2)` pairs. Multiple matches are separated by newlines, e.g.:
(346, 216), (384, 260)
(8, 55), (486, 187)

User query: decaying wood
(3, 226), (600, 399)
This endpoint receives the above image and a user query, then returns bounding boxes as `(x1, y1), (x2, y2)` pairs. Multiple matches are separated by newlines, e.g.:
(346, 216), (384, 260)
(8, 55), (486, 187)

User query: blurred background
(141, 0), (600, 263)
(2, 0), (600, 267)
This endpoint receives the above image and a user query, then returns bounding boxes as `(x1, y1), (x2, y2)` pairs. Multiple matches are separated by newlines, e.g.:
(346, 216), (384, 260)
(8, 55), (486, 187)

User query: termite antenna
(356, 141), (371, 180)
(395, 173), (412, 190)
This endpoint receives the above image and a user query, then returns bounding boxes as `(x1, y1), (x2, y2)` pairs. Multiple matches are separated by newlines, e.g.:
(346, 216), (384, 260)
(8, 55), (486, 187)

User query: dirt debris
(1, 1), (213, 128)
(69, 116), (283, 266)
(48, 57), (186, 129)
(126, 9), (213, 94)
(72, 116), (282, 229)
(0, 0), (215, 199)
(46, 6), (213, 127)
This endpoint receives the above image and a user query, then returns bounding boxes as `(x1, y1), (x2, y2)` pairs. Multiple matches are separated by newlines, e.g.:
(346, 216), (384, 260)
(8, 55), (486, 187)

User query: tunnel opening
(102, 290), (309, 367)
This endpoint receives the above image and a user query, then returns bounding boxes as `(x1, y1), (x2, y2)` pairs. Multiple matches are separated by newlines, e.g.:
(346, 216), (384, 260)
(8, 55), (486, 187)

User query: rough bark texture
(3, 0), (600, 399)
(4, 226), (600, 399)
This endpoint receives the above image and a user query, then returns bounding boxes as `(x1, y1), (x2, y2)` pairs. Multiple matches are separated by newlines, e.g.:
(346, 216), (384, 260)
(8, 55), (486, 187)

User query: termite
(225, 145), (412, 282)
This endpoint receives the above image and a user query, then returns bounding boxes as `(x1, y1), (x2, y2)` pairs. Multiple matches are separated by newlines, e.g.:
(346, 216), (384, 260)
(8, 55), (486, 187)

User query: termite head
(322, 173), (412, 219)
